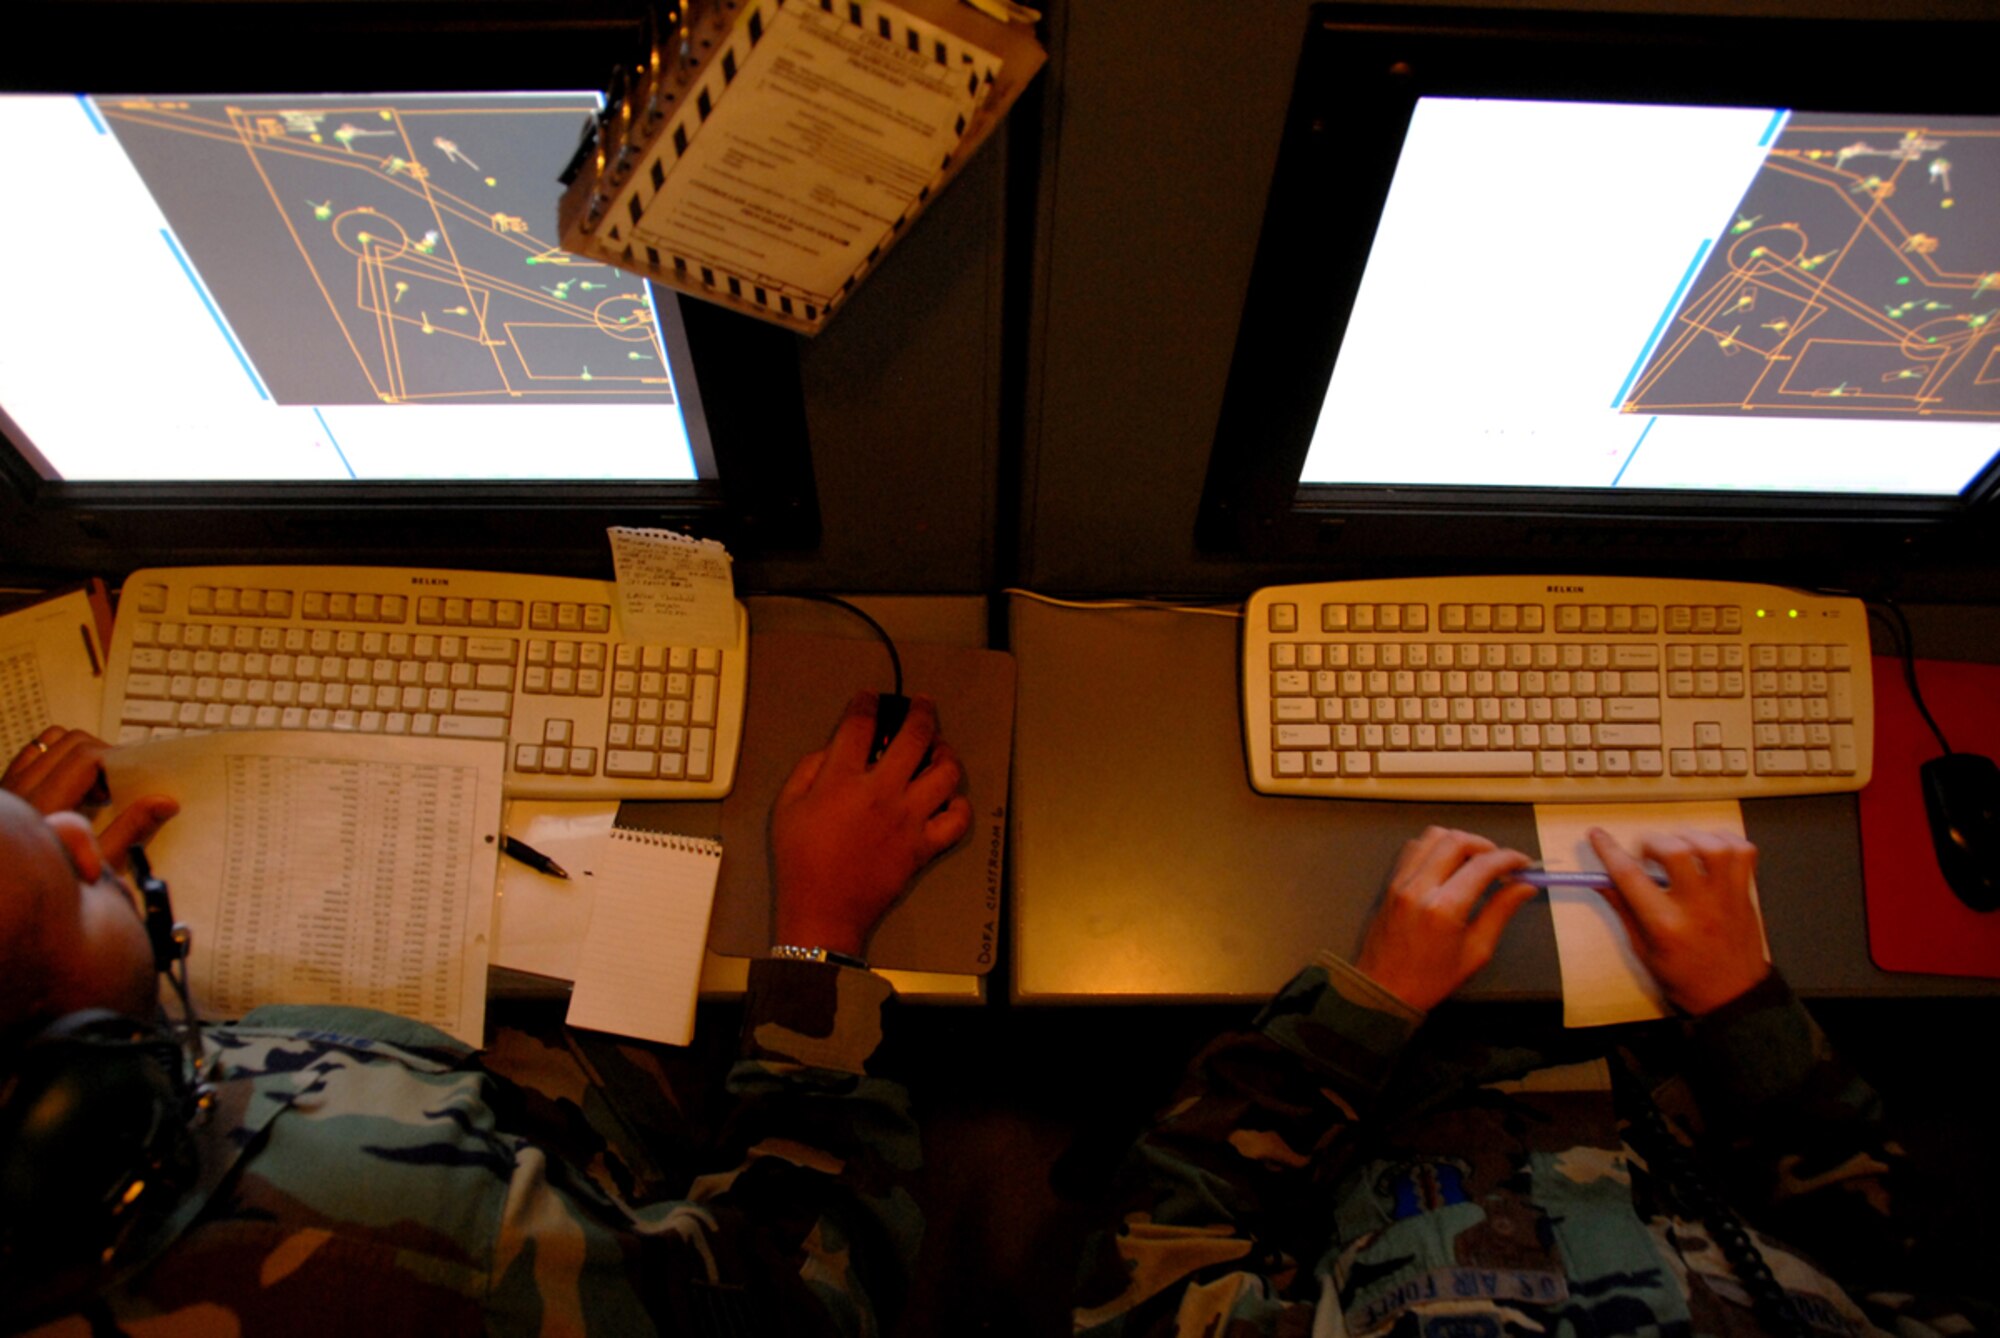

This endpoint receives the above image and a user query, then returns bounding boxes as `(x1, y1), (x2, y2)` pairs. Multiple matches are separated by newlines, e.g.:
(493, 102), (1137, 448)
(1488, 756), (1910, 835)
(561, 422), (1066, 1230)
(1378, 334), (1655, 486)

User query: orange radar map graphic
(101, 94), (672, 407)
(1626, 112), (1998, 424)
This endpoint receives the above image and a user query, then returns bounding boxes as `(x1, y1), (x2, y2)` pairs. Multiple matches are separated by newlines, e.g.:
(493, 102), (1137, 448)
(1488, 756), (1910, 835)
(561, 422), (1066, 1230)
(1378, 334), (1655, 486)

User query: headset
(0, 848), (211, 1327)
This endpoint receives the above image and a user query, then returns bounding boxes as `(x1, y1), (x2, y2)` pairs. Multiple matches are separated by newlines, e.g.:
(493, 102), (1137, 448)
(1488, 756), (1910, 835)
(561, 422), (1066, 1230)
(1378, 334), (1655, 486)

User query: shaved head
(0, 791), (156, 1030)
(0, 792), (63, 1023)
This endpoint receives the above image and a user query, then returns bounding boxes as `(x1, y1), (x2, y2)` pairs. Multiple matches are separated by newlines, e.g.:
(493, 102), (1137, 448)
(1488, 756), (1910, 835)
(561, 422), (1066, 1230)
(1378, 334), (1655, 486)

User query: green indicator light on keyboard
(1789, 608), (1799, 618)
(1755, 608), (1767, 618)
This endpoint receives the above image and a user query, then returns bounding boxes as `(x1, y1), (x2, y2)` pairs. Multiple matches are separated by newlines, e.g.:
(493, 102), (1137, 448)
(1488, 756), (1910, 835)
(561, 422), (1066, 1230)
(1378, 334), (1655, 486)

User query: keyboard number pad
(604, 645), (722, 781)
(1748, 643), (1857, 777)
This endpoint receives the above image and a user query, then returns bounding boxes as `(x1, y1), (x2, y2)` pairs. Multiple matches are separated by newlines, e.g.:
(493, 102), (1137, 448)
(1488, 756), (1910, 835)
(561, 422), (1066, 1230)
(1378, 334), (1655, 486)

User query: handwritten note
(607, 527), (737, 648)
(1533, 801), (1766, 1028)
(105, 732), (505, 1046)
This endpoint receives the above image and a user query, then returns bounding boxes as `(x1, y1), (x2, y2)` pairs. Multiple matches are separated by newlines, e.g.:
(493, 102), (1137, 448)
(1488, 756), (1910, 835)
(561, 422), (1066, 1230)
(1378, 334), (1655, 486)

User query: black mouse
(1920, 752), (2000, 912)
(869, 693), (911, 764)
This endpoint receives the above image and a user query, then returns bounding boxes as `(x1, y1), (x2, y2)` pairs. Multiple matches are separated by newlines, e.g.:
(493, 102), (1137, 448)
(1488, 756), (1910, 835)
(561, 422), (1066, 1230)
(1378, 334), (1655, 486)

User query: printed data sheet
(107, 732), (505, 1046)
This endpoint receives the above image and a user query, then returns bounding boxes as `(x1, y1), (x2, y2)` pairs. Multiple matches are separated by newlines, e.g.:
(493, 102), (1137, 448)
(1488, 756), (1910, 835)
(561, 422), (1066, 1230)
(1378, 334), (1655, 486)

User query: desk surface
(690, 595), (993, 1002)
(1006, 594), (2000, 1003)
(498, 594), (996, 1005)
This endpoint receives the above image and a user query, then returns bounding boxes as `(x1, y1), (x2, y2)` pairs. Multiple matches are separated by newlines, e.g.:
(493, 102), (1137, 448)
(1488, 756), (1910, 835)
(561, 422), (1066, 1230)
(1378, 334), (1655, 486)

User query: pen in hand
(502, 835), (570, 880)
(1513, 867), (1670, 891)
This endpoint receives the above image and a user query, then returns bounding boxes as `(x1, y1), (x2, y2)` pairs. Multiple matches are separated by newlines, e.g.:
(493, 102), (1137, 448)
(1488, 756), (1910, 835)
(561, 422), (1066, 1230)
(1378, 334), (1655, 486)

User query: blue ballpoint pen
(1514, 868), (1670, 890)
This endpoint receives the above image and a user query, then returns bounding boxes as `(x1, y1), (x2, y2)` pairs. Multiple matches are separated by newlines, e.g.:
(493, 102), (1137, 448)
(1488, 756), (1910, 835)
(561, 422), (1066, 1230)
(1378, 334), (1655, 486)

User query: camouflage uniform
(26, 959), (917, 1337)
(1073, 955), (1982, 1338)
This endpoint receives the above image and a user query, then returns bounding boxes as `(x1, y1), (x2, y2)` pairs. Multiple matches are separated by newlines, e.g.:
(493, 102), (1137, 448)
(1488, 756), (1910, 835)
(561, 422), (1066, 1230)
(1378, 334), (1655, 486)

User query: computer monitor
(1199, 6), (2000, 591)
(0, 1), (817, 577)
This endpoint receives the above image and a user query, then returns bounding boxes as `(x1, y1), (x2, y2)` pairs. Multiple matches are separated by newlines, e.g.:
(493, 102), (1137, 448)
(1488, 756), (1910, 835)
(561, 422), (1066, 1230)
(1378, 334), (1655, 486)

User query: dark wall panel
(1021, 0), (1309, 595)
(1017, 0), (1999, 597)
(748, 136), (1009, 594)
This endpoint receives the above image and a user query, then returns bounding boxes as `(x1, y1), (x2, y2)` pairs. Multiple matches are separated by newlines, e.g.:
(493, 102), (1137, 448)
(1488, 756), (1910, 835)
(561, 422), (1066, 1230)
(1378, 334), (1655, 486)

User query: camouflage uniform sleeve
(1684, 970), (1915, 1294)
(685, 958), (921, 1338)
(32, 984), (919, 1338)
(1072, 953), (1425, 1336)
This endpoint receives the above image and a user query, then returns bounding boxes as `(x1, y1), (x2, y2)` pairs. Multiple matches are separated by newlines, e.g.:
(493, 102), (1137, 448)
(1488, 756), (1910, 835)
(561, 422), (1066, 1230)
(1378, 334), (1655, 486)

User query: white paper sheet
(490, 799), (618, 980)
(565, 831), (723, 1046)
(1533, 800), (1765, 1027)
(0, 589), (105, 745)
(106, 731), (505, 1046)
(607, 526), (737, 647)
(629, 2), (998, 304)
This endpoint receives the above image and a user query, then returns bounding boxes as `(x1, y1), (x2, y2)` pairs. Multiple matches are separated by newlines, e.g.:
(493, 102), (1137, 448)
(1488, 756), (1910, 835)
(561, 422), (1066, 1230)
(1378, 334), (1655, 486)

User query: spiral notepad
(565, 828), (724, 1046)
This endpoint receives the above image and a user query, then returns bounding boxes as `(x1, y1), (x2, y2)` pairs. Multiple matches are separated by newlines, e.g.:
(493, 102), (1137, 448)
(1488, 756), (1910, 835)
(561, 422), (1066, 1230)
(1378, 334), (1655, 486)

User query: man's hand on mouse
(771, 692), (972, 958)
(1589, 827), (1768, 1015)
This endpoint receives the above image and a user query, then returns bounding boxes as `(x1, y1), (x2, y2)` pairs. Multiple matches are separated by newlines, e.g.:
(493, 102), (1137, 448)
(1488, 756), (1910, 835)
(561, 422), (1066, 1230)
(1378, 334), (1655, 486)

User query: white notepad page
(1533, 800), (1767, 1028)
(490, 800), (619, 981)
(1, 588), (106, 745)
(565, 829), (723, 1046)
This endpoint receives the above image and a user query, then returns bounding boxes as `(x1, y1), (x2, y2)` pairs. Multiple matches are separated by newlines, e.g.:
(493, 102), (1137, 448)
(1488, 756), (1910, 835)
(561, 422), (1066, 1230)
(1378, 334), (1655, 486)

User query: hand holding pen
(1585, 827), (1769, 1015)
(1354, 827), (1539, 1012)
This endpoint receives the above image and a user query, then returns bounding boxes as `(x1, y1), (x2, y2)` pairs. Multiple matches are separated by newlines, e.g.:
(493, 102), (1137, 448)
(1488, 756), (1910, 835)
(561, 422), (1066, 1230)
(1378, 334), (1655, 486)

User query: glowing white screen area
(0, 93), (700, 483)
(1301, 98), (2000, 496)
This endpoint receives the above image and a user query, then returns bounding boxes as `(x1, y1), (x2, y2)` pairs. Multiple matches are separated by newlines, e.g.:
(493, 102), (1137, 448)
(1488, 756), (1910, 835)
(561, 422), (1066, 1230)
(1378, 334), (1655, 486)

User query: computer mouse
(1920, 752), (2000, 912)
(869, 693), (911, 764)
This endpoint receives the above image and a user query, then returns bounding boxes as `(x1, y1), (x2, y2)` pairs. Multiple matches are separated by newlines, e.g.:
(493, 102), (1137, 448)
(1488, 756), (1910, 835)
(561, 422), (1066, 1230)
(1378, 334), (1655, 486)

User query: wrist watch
(769, 944), (869, 970)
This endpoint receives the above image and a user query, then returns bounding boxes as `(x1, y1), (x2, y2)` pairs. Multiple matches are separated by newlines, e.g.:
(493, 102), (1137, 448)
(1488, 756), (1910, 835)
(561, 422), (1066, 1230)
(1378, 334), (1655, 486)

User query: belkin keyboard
(103, 566), (747, 800)
(1245, 576), (1873, 801)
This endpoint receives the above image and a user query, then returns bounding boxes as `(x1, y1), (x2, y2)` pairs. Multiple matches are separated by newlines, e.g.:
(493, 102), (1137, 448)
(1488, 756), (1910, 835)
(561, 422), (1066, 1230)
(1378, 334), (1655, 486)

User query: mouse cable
(761, 593), (902, 695)
(1001, 588), (1244, 619)
(1868, 598), (1953, 757)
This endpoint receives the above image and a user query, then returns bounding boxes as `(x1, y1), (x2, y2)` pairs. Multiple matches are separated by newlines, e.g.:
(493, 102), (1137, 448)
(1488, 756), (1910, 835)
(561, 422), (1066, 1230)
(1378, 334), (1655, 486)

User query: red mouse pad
(1859, 656), (2000, 977)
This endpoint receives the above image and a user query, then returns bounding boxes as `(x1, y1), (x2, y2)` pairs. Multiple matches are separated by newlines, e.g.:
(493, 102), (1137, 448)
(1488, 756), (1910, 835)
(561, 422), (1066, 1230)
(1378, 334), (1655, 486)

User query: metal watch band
(769, 944), (868, 970)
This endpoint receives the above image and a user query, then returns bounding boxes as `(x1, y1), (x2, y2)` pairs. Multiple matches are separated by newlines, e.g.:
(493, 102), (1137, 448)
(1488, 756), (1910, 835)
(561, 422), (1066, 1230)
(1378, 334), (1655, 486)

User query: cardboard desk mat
(712, 632), (1015, 975)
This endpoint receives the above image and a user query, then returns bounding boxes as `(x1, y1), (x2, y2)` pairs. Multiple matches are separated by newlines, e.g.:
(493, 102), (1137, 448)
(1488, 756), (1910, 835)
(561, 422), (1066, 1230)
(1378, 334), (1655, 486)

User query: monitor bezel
(0, 0), (821, 577)
(1198, 5), (2000, 585)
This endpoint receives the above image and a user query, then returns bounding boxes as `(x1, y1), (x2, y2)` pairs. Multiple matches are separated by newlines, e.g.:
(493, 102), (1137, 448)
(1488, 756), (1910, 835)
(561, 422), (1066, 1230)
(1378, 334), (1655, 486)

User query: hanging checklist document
(107, 732), (505, 1046)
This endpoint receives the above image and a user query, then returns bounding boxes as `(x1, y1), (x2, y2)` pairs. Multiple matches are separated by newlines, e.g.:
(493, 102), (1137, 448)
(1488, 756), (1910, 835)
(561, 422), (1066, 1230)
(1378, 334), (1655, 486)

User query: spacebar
(1375, 751), (1535, 776)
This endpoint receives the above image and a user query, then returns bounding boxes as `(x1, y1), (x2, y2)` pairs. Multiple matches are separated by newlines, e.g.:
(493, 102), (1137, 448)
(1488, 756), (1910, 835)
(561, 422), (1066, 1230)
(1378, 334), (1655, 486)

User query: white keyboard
(1245, 576), (1873, 802)
(103, 566), (748, 800)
